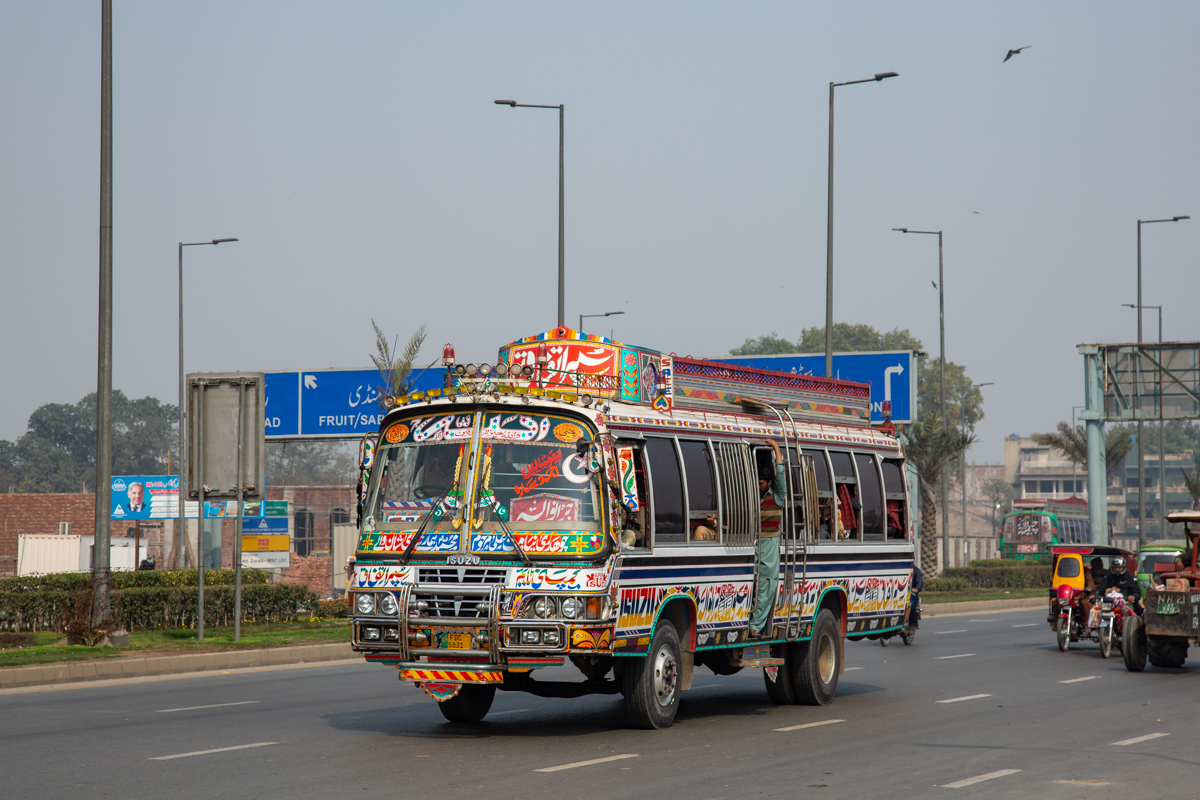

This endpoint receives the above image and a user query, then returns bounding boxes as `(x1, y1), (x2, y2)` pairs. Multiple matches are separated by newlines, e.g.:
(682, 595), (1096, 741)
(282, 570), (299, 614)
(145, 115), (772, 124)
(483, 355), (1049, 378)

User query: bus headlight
(560, 597), (583, 619)
(379, 593), (398, 616)
(356, 593), (376, 615)
(533, 597), (557, 619)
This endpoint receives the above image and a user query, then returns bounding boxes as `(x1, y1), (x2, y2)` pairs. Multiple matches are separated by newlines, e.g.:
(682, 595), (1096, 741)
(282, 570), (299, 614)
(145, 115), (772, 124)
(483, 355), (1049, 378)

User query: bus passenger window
(855, 454), (884, 541)
(802, 448), (835, 541)
(645, 437), (686, 545)
(618, 445), (649, 549)
(881, 459), (907, 540)
(829, 450), (859, 541)
(679, 439), (719, 543)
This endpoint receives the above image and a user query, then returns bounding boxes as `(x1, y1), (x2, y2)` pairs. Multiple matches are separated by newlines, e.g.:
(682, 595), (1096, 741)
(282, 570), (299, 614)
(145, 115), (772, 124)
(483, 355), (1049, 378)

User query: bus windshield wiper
(477, 494), (532, 565)
(398, 487), (453, 566)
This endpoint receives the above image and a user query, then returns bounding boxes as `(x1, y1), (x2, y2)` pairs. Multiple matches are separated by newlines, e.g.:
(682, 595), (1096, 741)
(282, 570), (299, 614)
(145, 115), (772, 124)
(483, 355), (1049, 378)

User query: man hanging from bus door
(750, 439), (787, 638)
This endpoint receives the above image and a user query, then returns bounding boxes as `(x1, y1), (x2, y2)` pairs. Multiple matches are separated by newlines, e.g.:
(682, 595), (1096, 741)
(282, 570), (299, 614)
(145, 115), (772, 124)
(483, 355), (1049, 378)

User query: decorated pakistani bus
(347, 327), (916, 729)
(1000, 498), (1091, 560)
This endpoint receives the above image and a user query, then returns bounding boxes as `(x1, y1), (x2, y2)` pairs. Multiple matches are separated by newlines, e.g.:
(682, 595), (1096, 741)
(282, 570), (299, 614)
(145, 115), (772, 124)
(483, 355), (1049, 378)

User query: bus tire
(436, 684), (495, 723)
(622, 621), (681, 729)
(764, 643), (799, 705)
(795, 609), (840, 706)
(1122, 616), (1146, 672)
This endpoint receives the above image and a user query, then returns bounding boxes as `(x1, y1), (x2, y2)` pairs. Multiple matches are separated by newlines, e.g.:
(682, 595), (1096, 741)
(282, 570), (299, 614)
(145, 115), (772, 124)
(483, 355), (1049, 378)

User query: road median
(924, 596), (1046, 616)
(0, 642), (355, 690)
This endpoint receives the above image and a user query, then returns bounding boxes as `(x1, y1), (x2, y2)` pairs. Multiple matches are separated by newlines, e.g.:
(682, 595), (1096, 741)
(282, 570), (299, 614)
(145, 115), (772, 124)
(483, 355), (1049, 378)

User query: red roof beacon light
(880, 401), (896, 435)
(442, 344), (456, 367)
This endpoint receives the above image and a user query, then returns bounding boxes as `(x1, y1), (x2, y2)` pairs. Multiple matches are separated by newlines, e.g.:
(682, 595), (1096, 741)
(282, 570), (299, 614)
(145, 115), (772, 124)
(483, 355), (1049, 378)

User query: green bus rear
(999, 510), (1090, 560)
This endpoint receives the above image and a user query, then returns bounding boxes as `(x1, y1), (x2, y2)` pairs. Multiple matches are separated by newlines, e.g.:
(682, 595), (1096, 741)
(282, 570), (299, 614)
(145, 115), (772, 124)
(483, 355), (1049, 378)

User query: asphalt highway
(3, 607), (1198, 799)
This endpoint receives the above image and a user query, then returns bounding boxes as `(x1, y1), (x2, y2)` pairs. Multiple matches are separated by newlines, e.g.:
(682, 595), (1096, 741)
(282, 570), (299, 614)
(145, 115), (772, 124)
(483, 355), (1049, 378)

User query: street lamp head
(874, 72), (899, 81)
(494, 99), (517, 106)
(605, 311), (625, 317)
(1173, 215), (1190, 221)
(211, 238), (238, 244)
(892, 228), (908, 233)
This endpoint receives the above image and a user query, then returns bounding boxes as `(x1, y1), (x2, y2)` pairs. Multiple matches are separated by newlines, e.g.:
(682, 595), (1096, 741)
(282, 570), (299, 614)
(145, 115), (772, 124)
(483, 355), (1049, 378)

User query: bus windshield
(366, 411), (475, 532)
(473, 411), (603, 533)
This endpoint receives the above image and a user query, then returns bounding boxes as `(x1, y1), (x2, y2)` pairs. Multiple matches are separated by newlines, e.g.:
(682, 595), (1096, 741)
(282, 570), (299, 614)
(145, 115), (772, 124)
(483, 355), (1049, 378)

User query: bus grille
(418, 567), (506, 585)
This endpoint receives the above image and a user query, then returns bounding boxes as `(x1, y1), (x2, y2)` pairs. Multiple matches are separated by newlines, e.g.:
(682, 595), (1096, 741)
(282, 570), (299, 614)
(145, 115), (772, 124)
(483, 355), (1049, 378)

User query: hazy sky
(2, 2), (1197, 463)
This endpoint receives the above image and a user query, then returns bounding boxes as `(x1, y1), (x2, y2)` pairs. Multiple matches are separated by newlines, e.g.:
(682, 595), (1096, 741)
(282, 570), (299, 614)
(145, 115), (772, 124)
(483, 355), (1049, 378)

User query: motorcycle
(1097, 588), (1137, 659)
(1055, 583), (1085, 651)
(880, 595), (919, 646)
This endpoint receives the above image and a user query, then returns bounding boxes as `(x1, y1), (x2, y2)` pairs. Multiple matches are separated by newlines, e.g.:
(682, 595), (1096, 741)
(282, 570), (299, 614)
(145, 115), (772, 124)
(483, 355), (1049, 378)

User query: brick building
(0, 493), (153, 577)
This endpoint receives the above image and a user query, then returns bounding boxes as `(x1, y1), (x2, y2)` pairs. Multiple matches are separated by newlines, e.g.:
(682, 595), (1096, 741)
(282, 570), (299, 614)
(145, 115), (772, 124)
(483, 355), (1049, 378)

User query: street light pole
(578, 310), (624, 334)
(94, 0), (114, 628)
(893, 227), (948, 568)
(1134, 216), (1188, 546)
(962, 382), (992, 565)
(824, 72), (898, 378)
(178, 239), (238, 571)
(495, 99), (566, 327)
(1125, 302), (1165, 537)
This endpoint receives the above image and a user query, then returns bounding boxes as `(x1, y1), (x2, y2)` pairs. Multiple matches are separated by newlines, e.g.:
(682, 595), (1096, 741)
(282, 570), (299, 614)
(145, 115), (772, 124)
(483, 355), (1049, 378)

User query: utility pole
(92, 0), (114, 627)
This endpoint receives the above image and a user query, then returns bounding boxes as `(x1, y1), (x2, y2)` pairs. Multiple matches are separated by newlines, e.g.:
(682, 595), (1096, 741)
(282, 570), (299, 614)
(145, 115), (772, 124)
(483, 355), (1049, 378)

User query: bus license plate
(445, 632), (473, 650)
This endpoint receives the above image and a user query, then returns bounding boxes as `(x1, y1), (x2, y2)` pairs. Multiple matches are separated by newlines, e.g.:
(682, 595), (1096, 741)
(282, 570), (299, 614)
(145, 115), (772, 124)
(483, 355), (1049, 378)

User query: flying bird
(1003, 46), (1031, 62)
(973, 211), (981, 215)
(931, 281), (938, 289)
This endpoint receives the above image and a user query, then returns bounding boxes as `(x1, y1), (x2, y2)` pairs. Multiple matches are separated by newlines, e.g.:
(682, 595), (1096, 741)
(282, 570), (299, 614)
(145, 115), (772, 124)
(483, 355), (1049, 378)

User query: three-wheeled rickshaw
(1124, 510), (1200, 671)
(1048, 544), (1136, 655)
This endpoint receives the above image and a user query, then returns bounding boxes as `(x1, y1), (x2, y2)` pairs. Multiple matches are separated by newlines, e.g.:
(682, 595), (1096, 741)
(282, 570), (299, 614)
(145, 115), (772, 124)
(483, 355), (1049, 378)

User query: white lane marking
(535, 754), (639, 772)
(1112, 733), (1169, 746)
(1059, 676), (1097, 684)
(775, 718), (845, 732)
(935, 629), (968, 635)
(487, 708), (533, 716)
(154, 701), (260, 713)
(942, 768), (1021, 788)
(1056, 780), (1111, 786)
(149, 742), (278, 760)
(937, 694), (992, 704)
(844, 667), (864, 671)
(935, 654), (976, 660)
(1013, 623), (1038, 628)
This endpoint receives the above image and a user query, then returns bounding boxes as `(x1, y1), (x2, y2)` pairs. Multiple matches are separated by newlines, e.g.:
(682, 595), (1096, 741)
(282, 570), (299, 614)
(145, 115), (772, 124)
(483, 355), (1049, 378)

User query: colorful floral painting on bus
(358, 531), (461, 553)
(616, 446), (639, 511)
(470, 532), (606, 556)
(509, 341), (620, 394)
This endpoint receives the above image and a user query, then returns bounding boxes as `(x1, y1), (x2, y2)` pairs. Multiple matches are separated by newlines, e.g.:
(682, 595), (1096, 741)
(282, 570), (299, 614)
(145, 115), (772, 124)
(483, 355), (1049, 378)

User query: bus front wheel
(622, 621), (682, 729)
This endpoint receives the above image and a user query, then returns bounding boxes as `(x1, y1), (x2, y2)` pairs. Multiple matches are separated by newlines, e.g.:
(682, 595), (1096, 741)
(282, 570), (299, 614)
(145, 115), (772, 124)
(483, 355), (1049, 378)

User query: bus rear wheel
(795, 609), (840, 706)
(436, 684), (495, 723)
(764, 643), (800, 704)
(622, 621), (681, 729)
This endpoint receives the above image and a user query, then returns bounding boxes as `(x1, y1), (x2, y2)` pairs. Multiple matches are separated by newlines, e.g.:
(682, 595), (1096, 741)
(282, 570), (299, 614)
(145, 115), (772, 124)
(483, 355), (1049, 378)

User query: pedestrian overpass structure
(1080, 341), (1200, 543)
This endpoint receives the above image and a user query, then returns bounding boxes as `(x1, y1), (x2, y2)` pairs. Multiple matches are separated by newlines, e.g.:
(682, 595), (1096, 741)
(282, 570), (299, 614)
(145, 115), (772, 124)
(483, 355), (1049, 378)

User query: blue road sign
(713, 351), (916, 423)
(264, 367), (444, 439)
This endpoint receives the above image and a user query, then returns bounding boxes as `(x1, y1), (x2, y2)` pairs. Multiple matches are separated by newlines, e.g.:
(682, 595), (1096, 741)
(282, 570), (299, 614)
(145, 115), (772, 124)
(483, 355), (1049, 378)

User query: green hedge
(940, 565), (1052, 589)
(968, 558), (1051, 568)
(0, 571), (315, 632)
(0, 569), (269, 594)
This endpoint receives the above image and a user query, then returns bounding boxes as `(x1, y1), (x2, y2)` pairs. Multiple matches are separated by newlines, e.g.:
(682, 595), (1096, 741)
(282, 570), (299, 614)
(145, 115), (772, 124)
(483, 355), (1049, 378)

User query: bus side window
(881, 459), (907, 541)
(829, 450), (859, 541)
(790, 449), (819, 543)
(855, 453), (884, 541)
(715, 441), (757, 547)
(679, 439), (719, 544)
(802, 447), (835, 541)
(617, 444), (650, 549)
(644, 436), (686, 545)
